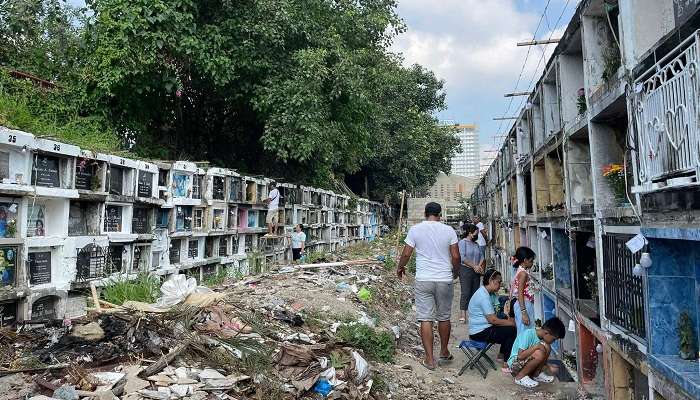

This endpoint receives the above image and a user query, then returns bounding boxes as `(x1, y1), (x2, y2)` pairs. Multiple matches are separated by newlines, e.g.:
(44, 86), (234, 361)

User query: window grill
(106, 245), (124, 275)
(169, 240), (181, 264)
(602, 234), (646, 340)
(188, 240), (199, 259)
(219, 238), (228, 257)
(76, 244), (106, 280)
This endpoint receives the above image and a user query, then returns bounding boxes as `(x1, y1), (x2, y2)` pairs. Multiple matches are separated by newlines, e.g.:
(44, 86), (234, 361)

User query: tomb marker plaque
(29, 251), (52, 285)
(31, 155), (60, 187)
(138, 171), (154, 198)
(31, 296), (56, 320)
(132, 208), (149, 234)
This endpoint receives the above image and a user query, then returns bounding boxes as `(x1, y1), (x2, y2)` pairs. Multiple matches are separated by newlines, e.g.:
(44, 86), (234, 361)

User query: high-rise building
(449, 124), (480, 177)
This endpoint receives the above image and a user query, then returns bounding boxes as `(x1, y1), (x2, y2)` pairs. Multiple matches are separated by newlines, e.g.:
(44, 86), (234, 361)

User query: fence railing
(602, 234), (646, 340)
(634, 30), (700, 192)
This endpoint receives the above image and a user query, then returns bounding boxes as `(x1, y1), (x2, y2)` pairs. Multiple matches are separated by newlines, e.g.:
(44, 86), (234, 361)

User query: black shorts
(292, 248), (302, 260)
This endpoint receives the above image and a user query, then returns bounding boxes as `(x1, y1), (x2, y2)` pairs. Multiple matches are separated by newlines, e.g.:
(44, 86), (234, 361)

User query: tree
(0, 0), (86, 82)
(0, 0), (457, 202)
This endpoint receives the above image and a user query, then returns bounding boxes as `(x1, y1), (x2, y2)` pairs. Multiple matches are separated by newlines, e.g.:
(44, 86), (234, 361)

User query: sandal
(421, 359), (437, 371)
(438, 353), (454, 365)
(534, 372), (555, 383)
(514, 376), (539, 388)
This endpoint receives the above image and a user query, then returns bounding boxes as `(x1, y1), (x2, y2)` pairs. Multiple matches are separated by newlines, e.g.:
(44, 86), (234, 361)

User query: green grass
(202, 268), (228, 287)
(336, 324), (395, 363)
(101, 273), (160, 305)
(383, 254), (396, 271)
(306, 251), (330, 264)
(329, 350), (351, 369)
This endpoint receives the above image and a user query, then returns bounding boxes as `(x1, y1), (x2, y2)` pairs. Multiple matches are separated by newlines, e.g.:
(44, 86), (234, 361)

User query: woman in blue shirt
(468, 269), (517, 368)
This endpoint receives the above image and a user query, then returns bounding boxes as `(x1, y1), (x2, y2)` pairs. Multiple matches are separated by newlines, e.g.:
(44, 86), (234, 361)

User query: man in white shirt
(397, 202), (461, 370)
(471, 215), (489, 260)
(264, 183), (280, 235)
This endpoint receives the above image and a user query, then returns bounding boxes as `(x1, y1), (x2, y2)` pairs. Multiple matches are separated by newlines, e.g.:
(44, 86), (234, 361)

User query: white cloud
(392, 0), (570, 143)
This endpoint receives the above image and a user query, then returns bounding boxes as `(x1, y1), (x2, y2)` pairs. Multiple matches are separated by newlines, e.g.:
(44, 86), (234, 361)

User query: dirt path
(377, 287), (586, 400)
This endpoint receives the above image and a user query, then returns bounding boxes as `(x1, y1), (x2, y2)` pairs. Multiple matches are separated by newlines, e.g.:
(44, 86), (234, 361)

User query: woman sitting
(468, 269), (517, 369)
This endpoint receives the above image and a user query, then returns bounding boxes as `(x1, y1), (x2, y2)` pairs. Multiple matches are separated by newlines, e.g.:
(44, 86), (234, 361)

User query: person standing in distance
(471, 215), (489, 260)
(397, 202), (461, 370)
(264, 182), (280, 236)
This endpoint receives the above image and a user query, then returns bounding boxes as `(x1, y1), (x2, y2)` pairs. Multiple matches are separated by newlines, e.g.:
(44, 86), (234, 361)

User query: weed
(334, 311), (358, 323)
(306, 251), (330, 264)
(302, 309), (327, 331)
(202, 268), (228, 287)
(383, 255), (396, 271)
(371, 375), (388, 395)
(344, 241), (372, 258)
(336, 324), (395, 363)
(101, 273), (160, 305)
(407, 254), (417, 275)
(329, 350), (351, 369)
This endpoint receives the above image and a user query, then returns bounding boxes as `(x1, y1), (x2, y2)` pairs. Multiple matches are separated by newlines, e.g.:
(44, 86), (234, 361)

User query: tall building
(450, 124), (480, 177)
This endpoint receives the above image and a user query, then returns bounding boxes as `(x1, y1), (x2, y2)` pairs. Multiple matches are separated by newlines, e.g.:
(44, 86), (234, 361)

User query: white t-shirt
(268, 188), (280, 210)
(476, 222), (487, 246)
(405, 221), (458, 282)
(291, 232), (306, 249)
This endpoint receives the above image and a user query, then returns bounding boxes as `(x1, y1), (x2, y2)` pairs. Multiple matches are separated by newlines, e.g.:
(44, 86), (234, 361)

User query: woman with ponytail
(511, 246), (536, 334)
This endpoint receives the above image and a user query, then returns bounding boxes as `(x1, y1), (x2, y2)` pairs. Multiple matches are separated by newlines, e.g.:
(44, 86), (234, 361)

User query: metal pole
(395, 190), (406, 259)
(516, 39), (560, 46)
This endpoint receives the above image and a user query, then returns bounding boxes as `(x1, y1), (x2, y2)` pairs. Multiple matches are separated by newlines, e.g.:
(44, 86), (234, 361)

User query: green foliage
(329, 350), (351, 369)
(0, 71), (125, 153)
(383, 254), (396, 271)
(336, 324), (395, 363)
(0, 0), (454, 201)
(202, 268), (228, 287)
(306, 250), (330, 264)
(601, 47), (621, 83)
(407, 253), (417, 275)
(101, 273), (160, 305)
(678, 312), (696, 354)
(0, 0), (86, 82)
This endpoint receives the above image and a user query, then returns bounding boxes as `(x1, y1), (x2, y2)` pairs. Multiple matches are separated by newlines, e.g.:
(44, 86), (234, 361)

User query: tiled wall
(643, 236), (699, 356)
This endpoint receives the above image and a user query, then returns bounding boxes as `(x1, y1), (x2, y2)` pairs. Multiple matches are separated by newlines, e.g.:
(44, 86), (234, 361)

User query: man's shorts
(266, 209), (279, 224)
(510, 356), (535, 376)
(415, 281), (454, 322)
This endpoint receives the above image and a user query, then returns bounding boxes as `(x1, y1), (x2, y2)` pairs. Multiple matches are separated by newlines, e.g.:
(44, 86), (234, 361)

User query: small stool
(457, 340), (498, 378)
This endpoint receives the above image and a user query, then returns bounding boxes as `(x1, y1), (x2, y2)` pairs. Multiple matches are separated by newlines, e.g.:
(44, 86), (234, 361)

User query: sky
(391, 0), (577, 170)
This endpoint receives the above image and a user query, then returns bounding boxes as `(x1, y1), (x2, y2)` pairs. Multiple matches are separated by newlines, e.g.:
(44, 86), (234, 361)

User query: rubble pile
(0, 235), (429, 400)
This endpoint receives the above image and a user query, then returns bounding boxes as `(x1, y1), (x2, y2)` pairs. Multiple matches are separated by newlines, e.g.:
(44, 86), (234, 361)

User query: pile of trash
(0, 258), (406, 400)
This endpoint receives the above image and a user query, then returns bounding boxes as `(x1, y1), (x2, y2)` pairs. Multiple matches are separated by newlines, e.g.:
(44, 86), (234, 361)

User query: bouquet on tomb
(602, 163), (627, 202)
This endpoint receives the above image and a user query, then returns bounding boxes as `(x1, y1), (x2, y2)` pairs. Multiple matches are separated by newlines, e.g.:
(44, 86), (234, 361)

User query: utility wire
(494, 0), (553, 137)
(499, 0), (574, 142)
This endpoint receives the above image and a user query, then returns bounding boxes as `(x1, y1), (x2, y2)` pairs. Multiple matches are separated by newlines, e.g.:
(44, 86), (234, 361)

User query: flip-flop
(438, 353), (454, 365)
(421, 359), (437, 371)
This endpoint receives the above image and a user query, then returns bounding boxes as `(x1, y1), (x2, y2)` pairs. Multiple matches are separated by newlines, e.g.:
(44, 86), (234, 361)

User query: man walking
(471, 215), (489, 260)
(397, 202), (461, 370)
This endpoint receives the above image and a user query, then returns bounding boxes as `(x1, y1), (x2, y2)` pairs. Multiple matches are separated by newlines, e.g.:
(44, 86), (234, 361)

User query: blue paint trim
(649, 354), (700, 399)
(642, 227), (700, 241)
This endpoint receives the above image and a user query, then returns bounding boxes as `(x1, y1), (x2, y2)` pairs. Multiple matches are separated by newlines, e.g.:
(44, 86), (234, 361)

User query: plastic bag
(351, 351), (369, 383)
(312, 379), (332, 397)
(156, 274), (213, 308)
(357, 287), (372, 302)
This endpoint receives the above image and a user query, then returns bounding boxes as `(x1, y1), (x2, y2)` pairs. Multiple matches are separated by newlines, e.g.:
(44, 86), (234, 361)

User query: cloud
(392, 0), (570, 148)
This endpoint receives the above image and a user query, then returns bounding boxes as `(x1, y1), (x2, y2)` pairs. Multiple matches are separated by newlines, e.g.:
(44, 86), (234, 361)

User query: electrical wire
(505, 0), (574, 139)
(495, 0), (553, 136)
